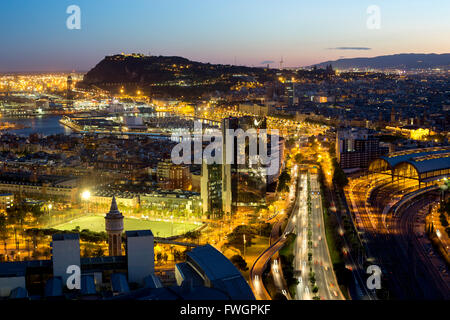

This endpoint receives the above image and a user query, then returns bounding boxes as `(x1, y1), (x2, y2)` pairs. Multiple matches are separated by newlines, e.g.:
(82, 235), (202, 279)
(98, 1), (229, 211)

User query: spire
(106, 195), (123, 218)
(110, 195), (118, 211)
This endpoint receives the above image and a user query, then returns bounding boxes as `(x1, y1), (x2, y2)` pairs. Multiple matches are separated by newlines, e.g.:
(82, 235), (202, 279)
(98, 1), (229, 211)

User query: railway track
(347, 177), (449, 299)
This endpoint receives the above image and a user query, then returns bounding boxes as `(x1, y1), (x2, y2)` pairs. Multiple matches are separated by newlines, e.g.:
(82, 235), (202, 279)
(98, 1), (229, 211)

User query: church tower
(105, 196), (124, 256)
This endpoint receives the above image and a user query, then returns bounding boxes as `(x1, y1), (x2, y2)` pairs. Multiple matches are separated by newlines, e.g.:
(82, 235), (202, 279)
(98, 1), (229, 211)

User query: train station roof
(379, 147), (450, 174)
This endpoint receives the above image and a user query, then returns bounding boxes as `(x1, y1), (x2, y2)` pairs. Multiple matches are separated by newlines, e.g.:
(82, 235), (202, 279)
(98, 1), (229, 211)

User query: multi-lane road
(249, 167), (299, 300)
(293, 173), (343, 300)
(309, 174), (344, 300)
(250, 169), (344, 300)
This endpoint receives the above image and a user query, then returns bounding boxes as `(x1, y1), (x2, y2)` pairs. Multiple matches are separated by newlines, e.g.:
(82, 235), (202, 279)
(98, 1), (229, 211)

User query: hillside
(313, 53), (450, 70)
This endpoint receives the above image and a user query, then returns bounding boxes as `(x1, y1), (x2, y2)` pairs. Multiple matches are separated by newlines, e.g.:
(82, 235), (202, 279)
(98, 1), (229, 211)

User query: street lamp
(81, 190), (91, 201)
(81, 190), (91, 214)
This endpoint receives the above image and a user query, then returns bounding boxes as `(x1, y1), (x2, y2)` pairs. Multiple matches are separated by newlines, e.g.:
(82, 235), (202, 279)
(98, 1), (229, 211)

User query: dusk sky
(0, 0), (449, 72)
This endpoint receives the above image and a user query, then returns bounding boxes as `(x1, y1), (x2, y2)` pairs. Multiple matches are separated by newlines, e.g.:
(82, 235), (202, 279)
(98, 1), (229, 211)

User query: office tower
(105, 196), (124, 256)
(221, 116), (268, 214)
(201, 161), (223, 216)
(285, 79), (296, 107)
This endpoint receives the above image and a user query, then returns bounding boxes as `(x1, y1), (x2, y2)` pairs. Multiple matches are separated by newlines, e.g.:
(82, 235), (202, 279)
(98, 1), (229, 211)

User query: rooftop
(126, 230), (154, 238)
(186, 244), (255, 300)
(379, 146), (450, 174)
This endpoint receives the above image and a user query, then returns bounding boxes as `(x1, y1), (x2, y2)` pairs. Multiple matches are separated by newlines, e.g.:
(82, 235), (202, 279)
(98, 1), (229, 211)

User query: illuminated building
(385, 125), (434, 141)
(0, 236), (253, 300)
(284, 79), (296, 107)
(221, 116), (268, 214)
(201, 162), (223, 216)
(169, 165), (191, 190)
(105, 196), (124, 256)
(0, 193), (14, 210)
(369, 146), (450, 188)
(157, 160), (191, 190)
(336, 128), (388, 169)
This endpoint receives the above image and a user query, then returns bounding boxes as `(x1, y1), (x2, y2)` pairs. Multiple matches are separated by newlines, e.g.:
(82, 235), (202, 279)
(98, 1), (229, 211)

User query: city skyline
(0, 0), (449, 306)
(1, 0), (450, 72)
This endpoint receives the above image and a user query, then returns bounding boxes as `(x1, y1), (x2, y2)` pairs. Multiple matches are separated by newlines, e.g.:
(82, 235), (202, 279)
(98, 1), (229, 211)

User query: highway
(309, 173), (344, 300)
(249, 167), (299, 300)
(293, 173), (311, 299)
(250, 236), (286, 300)
(250, 170), (345, 300)
(293, 173), (343, 300)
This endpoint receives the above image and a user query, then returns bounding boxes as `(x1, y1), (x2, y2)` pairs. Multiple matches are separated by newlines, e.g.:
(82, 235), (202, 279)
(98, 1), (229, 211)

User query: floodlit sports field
(53, 215), (200, 238)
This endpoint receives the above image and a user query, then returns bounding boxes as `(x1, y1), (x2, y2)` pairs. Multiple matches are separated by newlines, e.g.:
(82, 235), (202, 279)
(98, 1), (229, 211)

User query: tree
(93, 247), (104, 257)
(294, 153), (304, 164)
(31, 204), (44, 220)
(185, 230), (201, 243)
(332, 159), (349, 188)
(230, 255), (249, 271)
(259, 223), (272, 237)
(82, 246), (93, 257)
(0, 214), (8, 255)
(173, 249), (185, 262)
(227, 225), (256, 250)
(277, 169), (291, 193)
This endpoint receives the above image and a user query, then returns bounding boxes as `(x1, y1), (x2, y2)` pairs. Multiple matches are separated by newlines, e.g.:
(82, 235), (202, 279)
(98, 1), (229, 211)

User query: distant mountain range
(313, 53), (450, 70)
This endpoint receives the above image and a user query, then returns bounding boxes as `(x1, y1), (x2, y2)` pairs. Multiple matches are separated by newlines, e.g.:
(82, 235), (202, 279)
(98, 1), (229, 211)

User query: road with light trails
(309, 173), (344, 300)
(293, 173), (310, 299)
(249, 167), (299, 300)
(292, 172), (344, 300)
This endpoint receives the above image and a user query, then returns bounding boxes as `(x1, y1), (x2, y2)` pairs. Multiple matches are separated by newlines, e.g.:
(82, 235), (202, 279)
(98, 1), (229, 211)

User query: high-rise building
(336, 128), (388, 169)
(201, 162), (223, 216)
(221, 116), (268, 214)
(105, 196), (124, 256)
(285, 79), (296, 107)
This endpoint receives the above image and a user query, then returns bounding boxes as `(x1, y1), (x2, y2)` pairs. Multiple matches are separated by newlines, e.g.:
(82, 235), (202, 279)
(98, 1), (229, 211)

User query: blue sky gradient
(0, 0), (449, 71)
